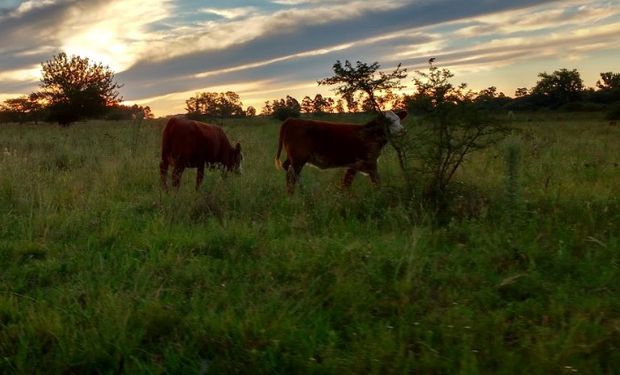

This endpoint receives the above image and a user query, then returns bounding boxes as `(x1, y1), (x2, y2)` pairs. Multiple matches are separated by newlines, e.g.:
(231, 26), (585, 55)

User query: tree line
(2, 51), (619, 125)
(255, 67), (620, 121)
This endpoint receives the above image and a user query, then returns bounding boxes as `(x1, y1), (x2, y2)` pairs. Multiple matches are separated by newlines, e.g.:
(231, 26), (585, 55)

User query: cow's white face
(384, 110), (407, 135)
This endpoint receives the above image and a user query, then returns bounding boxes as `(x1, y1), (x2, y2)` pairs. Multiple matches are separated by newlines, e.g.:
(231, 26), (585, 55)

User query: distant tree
(531, 68), (584, 107)
(359, 94), (376, 113)
(261, 101), (273, 116)
(142, 106), (154, 119)
(0, 93), (45, 124)
(301, 96), (314, 113)
(312, 94), (333, 114)
(184, 91), (244, 124)
(376, 90), (399, 110)
(105, 104), (153, 121)
(596, 72), (620, 90)
(343, 92), (358, 113)
(334, 99), (345, 113)
(514, 87), (529, 98)
(270, 95), (301, 121)
(246, 106), (256, 117)
(39, 52), (122, 125)
(474, 86), (511, 110)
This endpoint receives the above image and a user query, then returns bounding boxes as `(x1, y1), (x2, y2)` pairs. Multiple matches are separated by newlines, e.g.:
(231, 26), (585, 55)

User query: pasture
(0, 114), (618, 373)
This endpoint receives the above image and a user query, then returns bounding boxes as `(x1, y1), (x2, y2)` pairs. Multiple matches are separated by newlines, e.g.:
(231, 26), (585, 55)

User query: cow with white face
(384, 110), (406, 136)
(275, 110), (408, 194)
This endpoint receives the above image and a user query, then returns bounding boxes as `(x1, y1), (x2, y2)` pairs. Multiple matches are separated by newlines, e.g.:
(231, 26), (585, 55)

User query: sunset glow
(1, 0), (619, 116)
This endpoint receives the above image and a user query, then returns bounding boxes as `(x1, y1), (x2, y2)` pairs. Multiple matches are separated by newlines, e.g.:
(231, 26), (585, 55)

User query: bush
(605, 103), (620, 120)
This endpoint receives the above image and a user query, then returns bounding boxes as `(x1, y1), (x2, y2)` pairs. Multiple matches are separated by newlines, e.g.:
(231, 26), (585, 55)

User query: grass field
(0, 114), (618, 373)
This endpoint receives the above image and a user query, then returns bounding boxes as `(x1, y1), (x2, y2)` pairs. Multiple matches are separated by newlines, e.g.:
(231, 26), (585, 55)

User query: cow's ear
(235, 142), (241, 152)
(396, 110), (408, 120)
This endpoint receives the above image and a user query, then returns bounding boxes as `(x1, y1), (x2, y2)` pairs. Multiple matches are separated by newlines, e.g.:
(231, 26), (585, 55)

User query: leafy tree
(334, 99), (345, 114)
(246, 106), (256, 117)
(312, 94), (333, 114)
(270, 95), (301, 121)
(0, 93), (45, 124)
(514, 87), (529, 98)
(474, 86), (511, 110)
(261, 101), (273, 116)
(405, 61), (509, 207)
(39, 52), (122, 125)
(596, 72), (620, 90)
(184, 91), (244, 124)
(105, 104), (153, 121)
(531, 68), (584, 107)
(301, 96), (314, 114)
(318, 60), (407, 114)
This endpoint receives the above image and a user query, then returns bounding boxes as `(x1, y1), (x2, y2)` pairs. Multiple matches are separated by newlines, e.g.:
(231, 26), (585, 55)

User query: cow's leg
(196, 163), (205, 191)
(172, 164), (185, 190)
(342, 168), (357, 188)
(160, 158), (169, 192)
(367, 167), (380, 186)
(286, 162), (304, 195)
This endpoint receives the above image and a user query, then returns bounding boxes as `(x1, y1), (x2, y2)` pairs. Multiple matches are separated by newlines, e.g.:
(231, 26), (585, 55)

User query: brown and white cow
(160, 117), (242, 191)
(274, 110), (408, 194)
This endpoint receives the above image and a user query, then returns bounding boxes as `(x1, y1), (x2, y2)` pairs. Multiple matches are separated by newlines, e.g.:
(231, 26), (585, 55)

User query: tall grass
(0, 115), (618, 373)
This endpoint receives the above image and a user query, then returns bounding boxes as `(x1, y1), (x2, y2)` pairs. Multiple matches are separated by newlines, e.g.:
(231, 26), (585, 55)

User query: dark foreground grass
(0, 115), (618, 373)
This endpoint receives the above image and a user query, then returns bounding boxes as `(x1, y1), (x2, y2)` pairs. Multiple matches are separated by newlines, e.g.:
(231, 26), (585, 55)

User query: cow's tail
(274, 121), (286, 170)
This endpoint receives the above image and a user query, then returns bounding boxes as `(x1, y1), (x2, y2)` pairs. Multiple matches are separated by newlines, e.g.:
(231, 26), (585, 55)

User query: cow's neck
(217, 141), (235, 169)
(361, 121), (389, 143)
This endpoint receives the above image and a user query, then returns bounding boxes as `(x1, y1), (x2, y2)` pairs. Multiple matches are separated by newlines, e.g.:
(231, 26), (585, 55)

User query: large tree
(318, 60), (407, 113)
(39, 52), (122, 125)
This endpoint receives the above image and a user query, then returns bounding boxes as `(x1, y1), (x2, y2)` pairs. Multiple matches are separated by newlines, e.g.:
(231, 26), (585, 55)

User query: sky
(1, 0), (619, 117)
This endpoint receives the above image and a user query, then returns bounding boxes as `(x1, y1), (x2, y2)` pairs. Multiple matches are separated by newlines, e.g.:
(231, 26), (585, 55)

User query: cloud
(118, 0), (559, 99)
(200, 7), (258, 19)
(2, 0), (619, 116)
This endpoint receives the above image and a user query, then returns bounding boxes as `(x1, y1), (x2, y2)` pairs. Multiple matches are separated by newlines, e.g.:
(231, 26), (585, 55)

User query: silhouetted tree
(334, 99), (345, 113)
(261, 101), (273, 116)
(312, 94), (333, 114)
(514, 87), (529, 98)
(406, 61), (509, 207)
(105, 104), (153, 121)
(301, 96), (314, 113)
(39, 52), (122, 125)
(0, 93), (45, 124)
(596, 72), (620, 90)
(474, 86), (511, 110)
(246, 106), (256, 117)
(531, 68), (584, 108)
(270, 95), (301, 120)
(184, 91), (244, 124)
(318, 60), (407, 114)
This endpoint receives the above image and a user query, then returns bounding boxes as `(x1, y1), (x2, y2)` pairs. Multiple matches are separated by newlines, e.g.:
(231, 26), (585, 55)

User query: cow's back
(280, 118), (378, 168)
(162, 118), (222, 166)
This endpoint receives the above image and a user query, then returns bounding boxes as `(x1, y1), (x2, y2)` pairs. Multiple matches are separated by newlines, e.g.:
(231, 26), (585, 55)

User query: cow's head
(384, 110), (408, 136)
(231, 142), (243, 174)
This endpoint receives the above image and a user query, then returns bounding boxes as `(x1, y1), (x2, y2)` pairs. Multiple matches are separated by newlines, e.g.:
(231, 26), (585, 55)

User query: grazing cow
(160, 117), (242, 191)
(274, 110), (408, 194)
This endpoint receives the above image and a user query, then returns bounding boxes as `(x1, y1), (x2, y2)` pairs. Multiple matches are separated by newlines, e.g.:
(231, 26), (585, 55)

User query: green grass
(0, 114), (618, 373)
